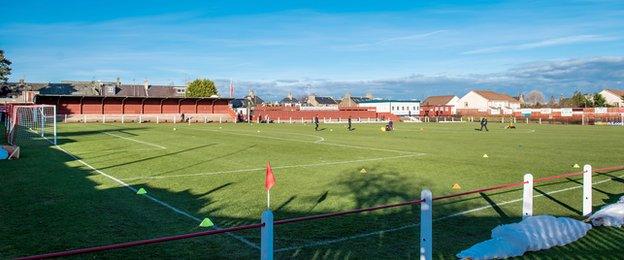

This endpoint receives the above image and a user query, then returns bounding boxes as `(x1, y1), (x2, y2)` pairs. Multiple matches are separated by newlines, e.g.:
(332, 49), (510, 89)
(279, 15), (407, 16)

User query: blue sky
(1, 0), (623, 100)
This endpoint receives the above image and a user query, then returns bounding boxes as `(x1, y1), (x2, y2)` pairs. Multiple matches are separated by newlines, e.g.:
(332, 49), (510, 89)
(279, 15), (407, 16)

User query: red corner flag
(265, 161), (276, 191)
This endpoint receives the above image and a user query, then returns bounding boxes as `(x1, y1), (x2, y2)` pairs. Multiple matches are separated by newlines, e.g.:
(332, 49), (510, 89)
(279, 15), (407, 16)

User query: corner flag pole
(265, 161), (276, 209)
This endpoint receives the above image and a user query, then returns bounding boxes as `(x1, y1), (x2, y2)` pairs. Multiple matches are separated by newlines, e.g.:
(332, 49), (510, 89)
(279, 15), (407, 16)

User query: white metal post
(52, 106), (57, 145)
(157, 115), (159, 124)
(583, 164), (592, 216)
(420, 189), (432, 260)
(523, 173), (533, 218)
(40, 107), (45, 137)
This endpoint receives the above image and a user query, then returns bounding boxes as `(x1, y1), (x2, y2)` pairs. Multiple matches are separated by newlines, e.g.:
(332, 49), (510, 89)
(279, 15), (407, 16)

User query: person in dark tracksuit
(347, 116), (352, 131)
(314, 115), (319, 131)
(480, 117), (489, 131)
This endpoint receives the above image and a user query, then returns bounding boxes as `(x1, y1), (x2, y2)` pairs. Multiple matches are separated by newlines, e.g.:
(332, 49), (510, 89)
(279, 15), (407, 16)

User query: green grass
(2, 121), (624, 259)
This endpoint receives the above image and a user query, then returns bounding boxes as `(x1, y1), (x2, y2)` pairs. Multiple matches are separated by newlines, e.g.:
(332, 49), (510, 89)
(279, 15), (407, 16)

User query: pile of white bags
(457, 215), (592, 259)
(588, 196), (624, 227)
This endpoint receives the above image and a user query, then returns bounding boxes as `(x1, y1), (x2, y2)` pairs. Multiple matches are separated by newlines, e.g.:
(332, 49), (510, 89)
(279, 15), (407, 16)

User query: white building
(457, 90), (521, 112)
(358, 100), (420, 116)
(598, 89), (624, 107)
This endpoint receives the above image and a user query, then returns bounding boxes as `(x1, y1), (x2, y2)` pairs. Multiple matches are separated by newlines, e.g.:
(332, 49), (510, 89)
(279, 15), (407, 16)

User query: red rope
(275, 199), (425, 226)
(17, 223), (264, 260)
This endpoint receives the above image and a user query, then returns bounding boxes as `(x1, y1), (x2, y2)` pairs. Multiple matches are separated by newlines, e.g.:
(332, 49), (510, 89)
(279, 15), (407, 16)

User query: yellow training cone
(452, 183), (462, 190)
(360, 168), (367, 174)
(573, 164), (580, 168)
(483, 154), (489, 158)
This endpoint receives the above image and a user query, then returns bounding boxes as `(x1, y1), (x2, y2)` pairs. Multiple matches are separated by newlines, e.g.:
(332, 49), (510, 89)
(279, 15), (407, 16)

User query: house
(1, 79), (189, 100)
(279, 92), (300, 107)
(457, 90), (521, 113)
(304, 94), (338, 107)
(338, 93), (374, 107)
(420, 95), (459, 116)
(244, 90), (265, 105)
(598, 89), (624, 107)
(358, 99), (420, 116)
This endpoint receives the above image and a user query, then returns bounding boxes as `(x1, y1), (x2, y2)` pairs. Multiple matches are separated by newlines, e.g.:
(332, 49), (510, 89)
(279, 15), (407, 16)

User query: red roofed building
(420, 95), (459, 116)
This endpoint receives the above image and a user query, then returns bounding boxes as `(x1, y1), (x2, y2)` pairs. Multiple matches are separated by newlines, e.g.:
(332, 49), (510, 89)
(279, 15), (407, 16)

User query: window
(391, 106), (394, 110)
(106, 86), (115, 94)
(176, 88), (186, 94)
(464, 102), (469, 107)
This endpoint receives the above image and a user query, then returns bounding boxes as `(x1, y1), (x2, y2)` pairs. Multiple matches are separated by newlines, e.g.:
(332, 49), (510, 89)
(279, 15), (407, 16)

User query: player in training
(479, 117), (489, 131)
(347, 116), (353, 131)
(314, 115), (320, 131)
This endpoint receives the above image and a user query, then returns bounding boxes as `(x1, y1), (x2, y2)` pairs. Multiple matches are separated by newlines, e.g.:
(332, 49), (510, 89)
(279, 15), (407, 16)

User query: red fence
(254, 106), (400, 122)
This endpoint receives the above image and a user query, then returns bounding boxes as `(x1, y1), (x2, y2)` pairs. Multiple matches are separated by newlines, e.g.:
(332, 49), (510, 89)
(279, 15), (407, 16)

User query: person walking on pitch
(314, 115), (320, 131)
(480, 117), (489, 131)
(347, 116), (353, 131)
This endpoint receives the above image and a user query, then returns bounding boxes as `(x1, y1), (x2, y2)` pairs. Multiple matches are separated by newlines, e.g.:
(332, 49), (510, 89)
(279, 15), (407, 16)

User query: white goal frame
(6, 104), (57, 146)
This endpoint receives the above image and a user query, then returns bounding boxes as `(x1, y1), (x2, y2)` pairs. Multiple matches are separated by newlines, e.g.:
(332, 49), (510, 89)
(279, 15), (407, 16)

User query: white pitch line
(274, 172), (624, 252)
(103, 132), (167, 150)
(120, 154), (422, 181)
(53, 145), (260, 250)
(187, 127), (420, 155)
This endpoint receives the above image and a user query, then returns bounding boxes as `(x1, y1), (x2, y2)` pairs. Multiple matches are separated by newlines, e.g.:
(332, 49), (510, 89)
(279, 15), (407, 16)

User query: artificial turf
(2, 121), (623, 259)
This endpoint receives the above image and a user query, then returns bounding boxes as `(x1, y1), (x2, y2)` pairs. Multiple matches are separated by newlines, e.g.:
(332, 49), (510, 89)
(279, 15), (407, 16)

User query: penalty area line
(274, 172), (624, 252)
(121, 154), (423, 181)
(102, 132), (167, 150)
(52, 145), (260, 250)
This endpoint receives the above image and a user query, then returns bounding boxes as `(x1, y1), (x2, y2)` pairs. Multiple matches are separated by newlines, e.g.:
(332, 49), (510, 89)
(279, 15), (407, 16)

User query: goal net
(6, 105), (57, 146)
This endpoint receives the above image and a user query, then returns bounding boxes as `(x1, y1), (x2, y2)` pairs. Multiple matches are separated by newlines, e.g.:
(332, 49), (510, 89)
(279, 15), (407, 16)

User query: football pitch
(2, 121), (624, 259)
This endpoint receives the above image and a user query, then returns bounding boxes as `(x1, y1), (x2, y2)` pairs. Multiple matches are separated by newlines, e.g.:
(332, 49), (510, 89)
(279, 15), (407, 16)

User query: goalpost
(6, 104), (57, 146)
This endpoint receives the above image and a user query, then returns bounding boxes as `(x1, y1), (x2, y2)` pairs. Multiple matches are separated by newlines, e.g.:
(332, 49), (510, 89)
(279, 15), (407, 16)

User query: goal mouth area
(6, 104), (57, 146)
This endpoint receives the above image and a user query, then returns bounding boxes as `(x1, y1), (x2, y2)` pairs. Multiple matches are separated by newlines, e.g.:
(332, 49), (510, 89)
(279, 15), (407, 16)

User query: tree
(0, 50), (12, 83)
(525, 90), (545, 107)
(186, 78), (218, 97)
(593, 93), (607, 107)
(569, 91), (591, 107)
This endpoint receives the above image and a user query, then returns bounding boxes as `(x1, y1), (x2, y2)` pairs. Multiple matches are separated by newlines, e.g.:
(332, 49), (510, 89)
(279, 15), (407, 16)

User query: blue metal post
(261, 210), (274, 260)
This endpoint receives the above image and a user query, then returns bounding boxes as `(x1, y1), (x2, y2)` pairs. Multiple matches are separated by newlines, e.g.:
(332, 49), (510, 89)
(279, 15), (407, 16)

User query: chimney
(287, 92), (293, 100)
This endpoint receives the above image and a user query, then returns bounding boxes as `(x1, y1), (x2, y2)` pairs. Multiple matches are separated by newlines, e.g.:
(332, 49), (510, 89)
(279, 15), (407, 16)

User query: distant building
(421, 95), (459, 115)
(279, 92), (300, 107)
(304, 94), (338, 107)
(1, 79), (188, 101)
(457, 90), (521, 113)
(244, 90), (265, 105)
(598, 89), (624, 107)
(358, 99), (420, 116)
(338, 92), (373, 107)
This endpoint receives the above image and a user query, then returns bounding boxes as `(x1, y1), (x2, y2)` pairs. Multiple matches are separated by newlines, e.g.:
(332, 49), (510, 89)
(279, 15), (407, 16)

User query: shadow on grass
(3, 131), (624, 259)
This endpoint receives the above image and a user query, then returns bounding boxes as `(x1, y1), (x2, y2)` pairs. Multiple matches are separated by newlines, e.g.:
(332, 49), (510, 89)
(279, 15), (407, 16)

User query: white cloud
(219, 56), (624, 100)
(463, 35), (619, 55)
